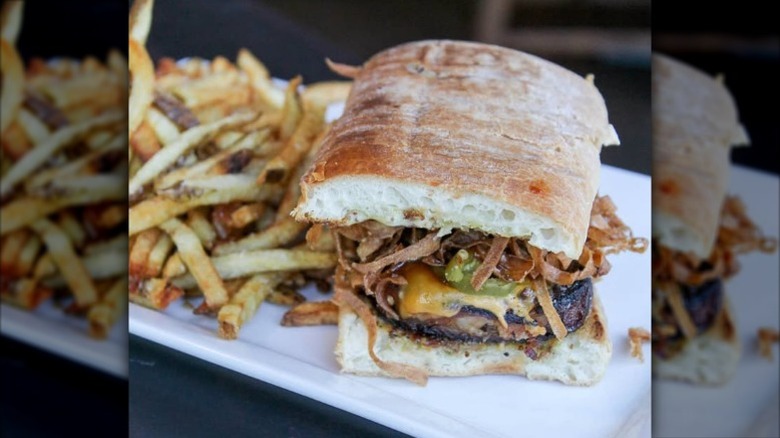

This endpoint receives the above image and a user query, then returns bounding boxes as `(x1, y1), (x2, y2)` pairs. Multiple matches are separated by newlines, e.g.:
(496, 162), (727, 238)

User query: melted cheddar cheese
(398, 263), (534, 328)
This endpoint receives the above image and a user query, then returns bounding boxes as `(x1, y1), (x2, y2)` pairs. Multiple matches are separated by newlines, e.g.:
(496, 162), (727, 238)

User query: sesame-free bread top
(294, 40), (619, 258)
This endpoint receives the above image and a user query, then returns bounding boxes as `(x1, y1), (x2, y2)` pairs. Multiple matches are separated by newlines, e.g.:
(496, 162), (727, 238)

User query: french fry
(130, 277), (182, 310)
(305, 224), (336, 252)
(274, 127), (326, 221)
(83, 234), (128, 256)
(16, 233), (42, 277)
(85, 203), (127, 230)
(88, 277), (128, 338)
(153, 130), (268, 190)
(186, 209), (217, 250)
(57, 211), (87, 249)
(213, 218), (306, 256)
(129, 111), (255, 194)
(16, 108), (51, 144)
(129, 228), (161, 276)
(24, 134), (124, 191)
(266, 289), (306, 307)
(1, 4), (128, 337)
(1, 110), (123, 197)
(1, 121), (31, 162)
(171, 249), (336, 289)
(223, 278), (247, 296)
(42, 175), (125, 198)
(301, 81), (352, 109)
(257, 102), (325, 184)
(1, 183), (125, 235)
(1, 1), (23, 45)
(1, 229), (29, 275)
(84, 129), (116, 150)
(281, 301), (339, 327)
(237, 48), (284, 109)
(130, 119), (161, 162)
(129, 0), (153, 45)
(121, 0), (349, 340)
(146, 107), (181, 145)
(129, 38), (154, 136)
(278, 76), (303, 141)
(128, 183), (283, 235)
(2, 278), (52, 310)
(31, 253), (54, 278)
(0, 38), (24, 133)
(214, 130), (244, 149)
(130, 156), (143, 178)
(171, 73), (248, 108)
(146, 232), (173, 277)
(162, 252), (186, 278)
(39, 71), (122, 109)
(160, 218), (228, 309)
(35, 249), (127, 284)
(228, 203), (267, 229)
(107, 49), (128, 84)
(217, 273), (284, 340)
(29, 218), (97, 307)
(170, 174), (259, 193)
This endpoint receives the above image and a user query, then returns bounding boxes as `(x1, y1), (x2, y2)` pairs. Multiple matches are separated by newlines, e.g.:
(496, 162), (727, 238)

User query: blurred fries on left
(0, 0), (128, 339)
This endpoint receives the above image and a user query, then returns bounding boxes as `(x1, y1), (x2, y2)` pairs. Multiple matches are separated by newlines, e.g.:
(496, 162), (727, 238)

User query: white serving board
(130, 164), (652, 438)
(1, 300), (128, 378)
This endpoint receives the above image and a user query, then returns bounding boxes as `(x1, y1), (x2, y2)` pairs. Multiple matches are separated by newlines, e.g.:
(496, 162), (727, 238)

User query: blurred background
(653, 2), (779, 437)
(1, 1), (126, 437)
(653, 2), (778, 176)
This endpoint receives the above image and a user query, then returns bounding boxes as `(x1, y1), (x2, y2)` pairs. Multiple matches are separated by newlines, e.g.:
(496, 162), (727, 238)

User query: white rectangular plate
(130, 164), (652, 438)
(654, 165), (780, 438)
(1, 301), (128, 378)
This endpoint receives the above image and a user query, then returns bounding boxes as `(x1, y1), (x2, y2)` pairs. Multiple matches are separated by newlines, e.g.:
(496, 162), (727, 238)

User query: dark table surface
(2, 0), (777, 437)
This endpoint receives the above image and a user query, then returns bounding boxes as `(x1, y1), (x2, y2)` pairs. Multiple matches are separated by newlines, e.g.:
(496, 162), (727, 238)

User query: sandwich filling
(330, 196), (645, 365)
(652, 196), (777, 359)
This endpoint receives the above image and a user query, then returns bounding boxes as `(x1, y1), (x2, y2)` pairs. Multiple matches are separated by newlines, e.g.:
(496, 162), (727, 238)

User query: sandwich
(651, 54), (776, 384)
(293, 40), (645, 386)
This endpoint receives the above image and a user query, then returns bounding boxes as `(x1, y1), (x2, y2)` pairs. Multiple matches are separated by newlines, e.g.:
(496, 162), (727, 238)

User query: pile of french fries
(0, 2), (128, 338)
(128, 0), (344, 339)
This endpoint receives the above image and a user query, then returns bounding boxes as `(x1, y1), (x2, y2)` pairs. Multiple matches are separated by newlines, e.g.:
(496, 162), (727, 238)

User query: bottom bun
(653, 299), (740, 385)
(335, 294), (612, 386)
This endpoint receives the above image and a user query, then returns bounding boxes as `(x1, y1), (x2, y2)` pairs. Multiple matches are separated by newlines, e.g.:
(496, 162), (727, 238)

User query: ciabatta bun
(294, 40), (619, 259)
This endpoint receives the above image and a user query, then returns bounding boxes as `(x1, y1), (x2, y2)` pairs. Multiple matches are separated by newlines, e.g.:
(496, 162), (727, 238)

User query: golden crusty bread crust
(652, 54), (749, 259)
(294, 40), (619, 258)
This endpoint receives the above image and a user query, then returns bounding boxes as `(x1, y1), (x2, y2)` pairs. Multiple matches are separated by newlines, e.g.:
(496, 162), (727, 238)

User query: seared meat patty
(376, 278), (593, 343)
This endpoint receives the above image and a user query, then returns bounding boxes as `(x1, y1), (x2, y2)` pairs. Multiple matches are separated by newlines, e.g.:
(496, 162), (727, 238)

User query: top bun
(294, 40), (618, 258)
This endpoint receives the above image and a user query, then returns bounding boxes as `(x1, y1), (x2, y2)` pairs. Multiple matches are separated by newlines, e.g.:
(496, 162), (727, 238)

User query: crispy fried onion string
(331, 195), (646, 373)
(471, 236), (508, 291)
(352, 232), (441, 275)
(533, 277), (567, 340)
